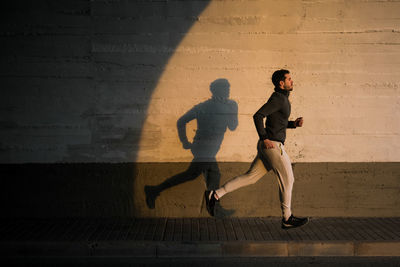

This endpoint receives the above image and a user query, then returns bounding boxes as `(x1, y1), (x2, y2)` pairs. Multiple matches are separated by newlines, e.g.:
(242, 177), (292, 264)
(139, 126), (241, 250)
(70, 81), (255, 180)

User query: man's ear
(279, 80), (284, 88)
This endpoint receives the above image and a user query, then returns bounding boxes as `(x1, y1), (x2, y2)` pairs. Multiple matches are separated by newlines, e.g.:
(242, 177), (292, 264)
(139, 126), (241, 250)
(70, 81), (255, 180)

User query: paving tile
(147, 218), (160, 241)
(260, 218), (280, 240)
(182, 218), (191, 242)
(207, 218), (218, 241)
(222, 218), (237, 241)
(231, 218), (246, 241)
(215, 218), (227, 241)
(152, 218), (167, 241)
(331, 217), (354, 240)
(239, 218), (254, 240)
(198, 218), (209, 241)
(60, 219), (77, 239)
(124, 219), (142, 240)
(172, 218), (183, 241)
(80, 219), (104, 241)
(163, 218), (175, 241)
(190, 218), (200, 241)
(247, 218), (263, 241)
(2, 217), (400, 257)
(1, 217), (400, 243)
(369, 217), (399, 239)
(255, 217), (273, 240)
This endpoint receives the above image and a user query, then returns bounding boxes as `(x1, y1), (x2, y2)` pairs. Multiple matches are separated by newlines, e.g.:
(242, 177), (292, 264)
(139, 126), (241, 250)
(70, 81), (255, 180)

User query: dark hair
(271, 69), (290, 88)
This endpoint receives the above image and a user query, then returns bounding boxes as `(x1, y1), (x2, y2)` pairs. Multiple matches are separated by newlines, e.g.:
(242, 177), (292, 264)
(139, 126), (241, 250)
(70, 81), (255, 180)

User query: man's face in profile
(281, 74), (294, 91)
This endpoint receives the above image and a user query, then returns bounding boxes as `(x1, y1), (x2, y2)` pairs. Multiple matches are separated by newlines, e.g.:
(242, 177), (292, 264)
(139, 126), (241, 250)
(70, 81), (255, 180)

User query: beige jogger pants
(215, 140), (294, 219)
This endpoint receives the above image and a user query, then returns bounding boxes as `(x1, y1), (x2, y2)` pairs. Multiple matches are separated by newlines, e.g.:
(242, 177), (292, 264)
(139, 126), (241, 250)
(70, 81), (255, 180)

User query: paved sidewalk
(1, 217), (400, 258)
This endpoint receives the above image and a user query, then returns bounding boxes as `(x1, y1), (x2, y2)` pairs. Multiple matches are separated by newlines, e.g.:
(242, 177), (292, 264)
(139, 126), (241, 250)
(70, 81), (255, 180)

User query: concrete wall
(1, 162), (399, 218)
(1, 0), (400, 218)
(1, 0), (399, 163)
(141, 0), (400, 163)
(1, 0), (211, 163)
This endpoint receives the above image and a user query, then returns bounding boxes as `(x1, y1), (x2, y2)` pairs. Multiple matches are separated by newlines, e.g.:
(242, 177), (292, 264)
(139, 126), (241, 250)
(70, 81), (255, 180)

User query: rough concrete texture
(143, 0), (400, 163)
(1, 0), (399, 163)
(1, 162), (399, 218)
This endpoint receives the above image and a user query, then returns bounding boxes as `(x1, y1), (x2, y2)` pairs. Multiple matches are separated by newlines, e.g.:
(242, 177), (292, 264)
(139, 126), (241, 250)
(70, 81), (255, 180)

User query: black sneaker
(281, 215), (309, 229)
(204, 190), (218, 216)
(144, 185), (159, 209)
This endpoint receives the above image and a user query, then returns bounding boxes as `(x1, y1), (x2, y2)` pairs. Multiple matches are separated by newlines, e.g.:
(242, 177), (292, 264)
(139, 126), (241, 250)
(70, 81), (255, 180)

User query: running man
(204, 69), (309, 229)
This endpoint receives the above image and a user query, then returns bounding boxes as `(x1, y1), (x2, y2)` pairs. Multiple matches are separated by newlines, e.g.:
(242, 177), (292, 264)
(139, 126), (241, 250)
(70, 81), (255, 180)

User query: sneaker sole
(281, 218), (310, 229)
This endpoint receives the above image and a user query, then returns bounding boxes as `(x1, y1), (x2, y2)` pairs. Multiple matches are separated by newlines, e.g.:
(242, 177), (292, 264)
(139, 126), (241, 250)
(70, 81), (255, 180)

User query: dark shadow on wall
(0, 163), (137, 218)
(0, 1), (212, 218)
(144, 79), (238, 217)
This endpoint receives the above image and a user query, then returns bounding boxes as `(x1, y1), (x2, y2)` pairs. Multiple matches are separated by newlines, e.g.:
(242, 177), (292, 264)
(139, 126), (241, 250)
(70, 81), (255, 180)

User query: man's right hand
(263, 139), (275, 149)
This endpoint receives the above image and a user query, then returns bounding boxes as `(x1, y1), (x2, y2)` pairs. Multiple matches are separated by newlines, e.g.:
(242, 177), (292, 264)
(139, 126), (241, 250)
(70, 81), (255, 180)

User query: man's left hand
(295, 117), (304, 127)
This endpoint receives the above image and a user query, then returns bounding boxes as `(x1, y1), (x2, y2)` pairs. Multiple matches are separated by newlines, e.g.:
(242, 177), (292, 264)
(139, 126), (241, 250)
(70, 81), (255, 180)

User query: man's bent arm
(253, 95), (281, 140)
(177, 108), (196, 147)
(287, 121), (297, 129)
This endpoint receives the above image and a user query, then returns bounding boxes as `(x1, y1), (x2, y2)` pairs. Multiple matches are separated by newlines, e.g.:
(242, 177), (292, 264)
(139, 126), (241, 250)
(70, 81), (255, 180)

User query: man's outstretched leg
(206, 140), (309, 229)
(205, 155), (267, 216)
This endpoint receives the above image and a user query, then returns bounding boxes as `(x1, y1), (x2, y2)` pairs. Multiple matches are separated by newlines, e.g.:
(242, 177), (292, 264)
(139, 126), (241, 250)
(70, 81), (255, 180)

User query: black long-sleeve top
(253, 88), (296, 144)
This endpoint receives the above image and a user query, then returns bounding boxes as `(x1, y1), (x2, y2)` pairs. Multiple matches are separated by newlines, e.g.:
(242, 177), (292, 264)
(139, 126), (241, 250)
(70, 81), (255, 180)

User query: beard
(284, 85), (293, 91)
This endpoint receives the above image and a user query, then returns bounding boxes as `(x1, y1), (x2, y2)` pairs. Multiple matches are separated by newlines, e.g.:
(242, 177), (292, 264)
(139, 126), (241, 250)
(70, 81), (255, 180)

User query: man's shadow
(144, 79), (238, 217)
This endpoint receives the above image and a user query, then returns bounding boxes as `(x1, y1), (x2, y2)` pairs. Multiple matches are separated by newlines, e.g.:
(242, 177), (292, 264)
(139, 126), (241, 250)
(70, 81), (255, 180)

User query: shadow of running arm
(177, 108), (197, 149)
